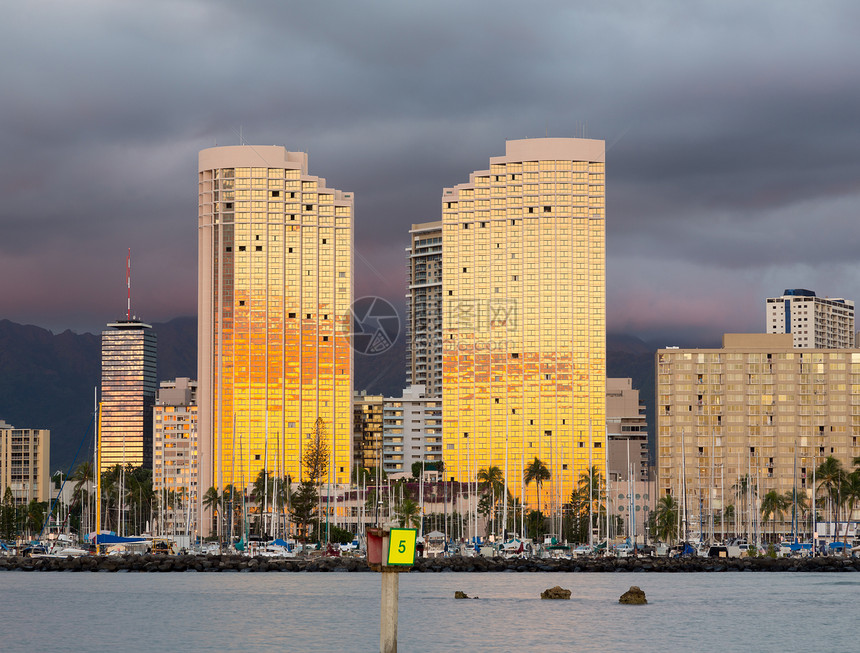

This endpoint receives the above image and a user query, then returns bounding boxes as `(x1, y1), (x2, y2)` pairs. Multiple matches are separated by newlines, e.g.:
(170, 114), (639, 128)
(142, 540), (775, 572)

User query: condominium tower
(766, 289), (855, 349)
(442, 138), (606, 512)
(198, 146), (353, 525)
(406, 221), (443, 397)
(100, 319), (157, 472)
(656, 333), (860, 536)
(153, 378), (198, 534)
(0, 419), (50, 505)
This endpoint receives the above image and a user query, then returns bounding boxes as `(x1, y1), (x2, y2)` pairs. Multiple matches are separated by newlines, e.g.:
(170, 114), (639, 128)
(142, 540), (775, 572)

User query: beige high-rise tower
(442, 138), (606, 514)
(197, 146), (353, 532)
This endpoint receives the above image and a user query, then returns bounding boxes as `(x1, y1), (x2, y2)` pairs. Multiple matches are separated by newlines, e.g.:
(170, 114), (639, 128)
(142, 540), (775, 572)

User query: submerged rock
(540, 585), (571, 600)
(619, 586), (647, 604)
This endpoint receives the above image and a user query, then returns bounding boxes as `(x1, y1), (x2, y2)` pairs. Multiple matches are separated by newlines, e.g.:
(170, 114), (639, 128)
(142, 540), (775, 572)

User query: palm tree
(202, 486), (221, 539)
(782, 488), (809, 539)
(394, 498), (421, 528)
(523, 458), (550, 511)
(71, 461), (94, 534)
(816, 456), (846, 530)
(577, 466), (604, 539)
(839, 471), (860, 547)
(651, 494), (679, 544)
(760, 490), (789, 542)
(477, 465), (504, 536)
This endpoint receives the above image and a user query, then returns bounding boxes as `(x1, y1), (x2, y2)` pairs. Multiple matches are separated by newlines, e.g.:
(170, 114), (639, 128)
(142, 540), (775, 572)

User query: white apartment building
(766, 289), (854, 349)
(382, 385), (442, 476)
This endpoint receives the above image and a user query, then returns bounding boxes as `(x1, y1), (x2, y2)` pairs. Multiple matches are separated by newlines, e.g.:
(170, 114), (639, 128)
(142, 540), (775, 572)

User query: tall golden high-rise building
(197, 146), (353, 522)
(442, 138), (606, 513)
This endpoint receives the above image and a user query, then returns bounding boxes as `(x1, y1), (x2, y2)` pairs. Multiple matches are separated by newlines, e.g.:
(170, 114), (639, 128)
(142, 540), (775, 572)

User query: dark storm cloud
(2, 1), (860, 340)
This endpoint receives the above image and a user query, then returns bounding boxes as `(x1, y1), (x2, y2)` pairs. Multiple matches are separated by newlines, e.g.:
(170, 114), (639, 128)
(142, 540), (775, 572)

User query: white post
(380, 569), (399, 653)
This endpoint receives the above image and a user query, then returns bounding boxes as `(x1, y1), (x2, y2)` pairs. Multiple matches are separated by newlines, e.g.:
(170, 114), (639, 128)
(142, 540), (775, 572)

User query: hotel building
(382, 385), (443, 476)
(197, 146), (353, 528)
(153, 378), (198, 534)
(657, 333), (860, 536)
(100, 319), (157, 472)
(0, 419), (50, 505)
(606, 378), (650, 484)
(353, 392), (384, 472)
(441, 138), (606, 511)
(766, 289), (855, 349)
(406, 221), (443, 398)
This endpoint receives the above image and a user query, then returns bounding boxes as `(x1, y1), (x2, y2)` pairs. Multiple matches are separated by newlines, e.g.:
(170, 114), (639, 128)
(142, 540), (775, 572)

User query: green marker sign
(387, 528), (417, 566)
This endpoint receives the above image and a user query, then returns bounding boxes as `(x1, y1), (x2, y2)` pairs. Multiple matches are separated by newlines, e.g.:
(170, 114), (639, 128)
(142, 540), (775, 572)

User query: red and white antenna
(126, 248), (132, 320)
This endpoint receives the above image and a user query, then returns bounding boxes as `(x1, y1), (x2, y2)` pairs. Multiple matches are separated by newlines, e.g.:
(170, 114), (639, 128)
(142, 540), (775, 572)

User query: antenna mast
(126, 248), (132, 320)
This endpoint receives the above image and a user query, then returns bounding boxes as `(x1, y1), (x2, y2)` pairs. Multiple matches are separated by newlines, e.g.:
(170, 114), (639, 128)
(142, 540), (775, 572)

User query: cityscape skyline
(4, 2), (860, 345)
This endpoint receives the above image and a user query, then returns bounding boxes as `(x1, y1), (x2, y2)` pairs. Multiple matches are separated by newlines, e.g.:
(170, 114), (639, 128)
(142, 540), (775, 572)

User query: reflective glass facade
(198, 146), (353, 504)
(100, 321), (157, 472)
(442, 138), (606, 512)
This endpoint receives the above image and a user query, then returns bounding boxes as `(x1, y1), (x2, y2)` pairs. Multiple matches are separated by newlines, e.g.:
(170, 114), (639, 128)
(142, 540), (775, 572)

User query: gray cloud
(2, 0), (860, 340)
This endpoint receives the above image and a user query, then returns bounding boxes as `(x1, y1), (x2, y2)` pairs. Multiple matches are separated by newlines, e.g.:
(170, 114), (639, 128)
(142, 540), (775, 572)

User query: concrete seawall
(2, 554), (859, 573)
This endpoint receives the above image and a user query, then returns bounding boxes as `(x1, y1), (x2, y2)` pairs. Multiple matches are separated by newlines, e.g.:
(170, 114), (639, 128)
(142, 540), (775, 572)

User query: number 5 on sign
(387, 528), (417, 566)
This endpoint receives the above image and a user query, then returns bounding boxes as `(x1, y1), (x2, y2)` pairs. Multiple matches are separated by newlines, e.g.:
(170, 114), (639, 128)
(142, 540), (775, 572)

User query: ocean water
(1, 571), (857, 652)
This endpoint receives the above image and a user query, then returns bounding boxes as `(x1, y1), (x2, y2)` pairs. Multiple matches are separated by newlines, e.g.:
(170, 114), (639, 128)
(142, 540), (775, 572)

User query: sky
(3, 1), (860, 345)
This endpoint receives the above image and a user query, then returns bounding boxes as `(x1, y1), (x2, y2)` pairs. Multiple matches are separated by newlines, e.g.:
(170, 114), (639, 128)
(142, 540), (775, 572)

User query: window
(255, 245), (262, 251)
(543, 206), (551, 212)
(238, 246), (246, 251)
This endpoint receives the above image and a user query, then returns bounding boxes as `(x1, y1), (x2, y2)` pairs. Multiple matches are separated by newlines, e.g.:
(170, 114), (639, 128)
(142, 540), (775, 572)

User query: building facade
(406, 221), (443, 398)
(606, 378), (650, 484)
(657, 333), (860, 537)
(353, 392), (384, 472)
(0, 419), (50, 505)
(153, 378), (198, 534)
(198, 146), (354, 529)
(100, 320), (157, 472)
(382, 385), (442, 476)
(441, 138), (606, 512)
(766, 289), (855, 349)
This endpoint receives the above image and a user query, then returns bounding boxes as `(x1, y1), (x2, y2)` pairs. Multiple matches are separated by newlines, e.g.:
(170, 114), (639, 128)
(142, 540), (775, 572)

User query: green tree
(760, 489), (789, 542)
(26, 500), (47, 536)
(576, 466), (604, 539)
(289, 480), (318, 541)
(523, 458), (550, 511)
(395, 498), (421, 528)
(816, 456), (846, 526)
(303, 417), (330, 540)
(477, 465), (504, 536)
(1, 486), (16, 540)
(839, 471), (860, 547)
(203, 486), (221, 538)
(651, 494), (679, 543)
(783, 488), (809, 538)
(71, 461), (94, 534)
(526, 509), (547, 540)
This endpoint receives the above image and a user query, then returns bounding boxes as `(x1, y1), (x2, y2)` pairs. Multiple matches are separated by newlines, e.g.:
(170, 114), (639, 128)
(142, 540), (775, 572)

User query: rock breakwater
(1, 554), (858, 573)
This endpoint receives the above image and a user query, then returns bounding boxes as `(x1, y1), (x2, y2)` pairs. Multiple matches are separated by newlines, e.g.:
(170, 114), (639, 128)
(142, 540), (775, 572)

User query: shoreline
(2, 554), (858, 573)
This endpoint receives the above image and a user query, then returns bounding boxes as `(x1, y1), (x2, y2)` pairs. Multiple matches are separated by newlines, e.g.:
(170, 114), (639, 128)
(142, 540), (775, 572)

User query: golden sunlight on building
(197, 146), (353, 525)
(441, 138), (606, 514)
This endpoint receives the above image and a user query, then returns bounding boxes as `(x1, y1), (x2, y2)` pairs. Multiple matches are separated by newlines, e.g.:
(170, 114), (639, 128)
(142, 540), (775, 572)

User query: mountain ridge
(0, 318), (660, 472)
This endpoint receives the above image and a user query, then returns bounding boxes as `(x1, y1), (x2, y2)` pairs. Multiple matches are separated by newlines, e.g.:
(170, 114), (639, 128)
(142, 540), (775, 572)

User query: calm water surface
(1, 571), (857, 652)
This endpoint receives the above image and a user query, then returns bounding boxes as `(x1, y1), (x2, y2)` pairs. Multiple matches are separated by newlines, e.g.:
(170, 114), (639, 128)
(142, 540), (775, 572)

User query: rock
(619, 586), (647, 604)
(454, 591), (470, 599)
(540, 586), (571, 600)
